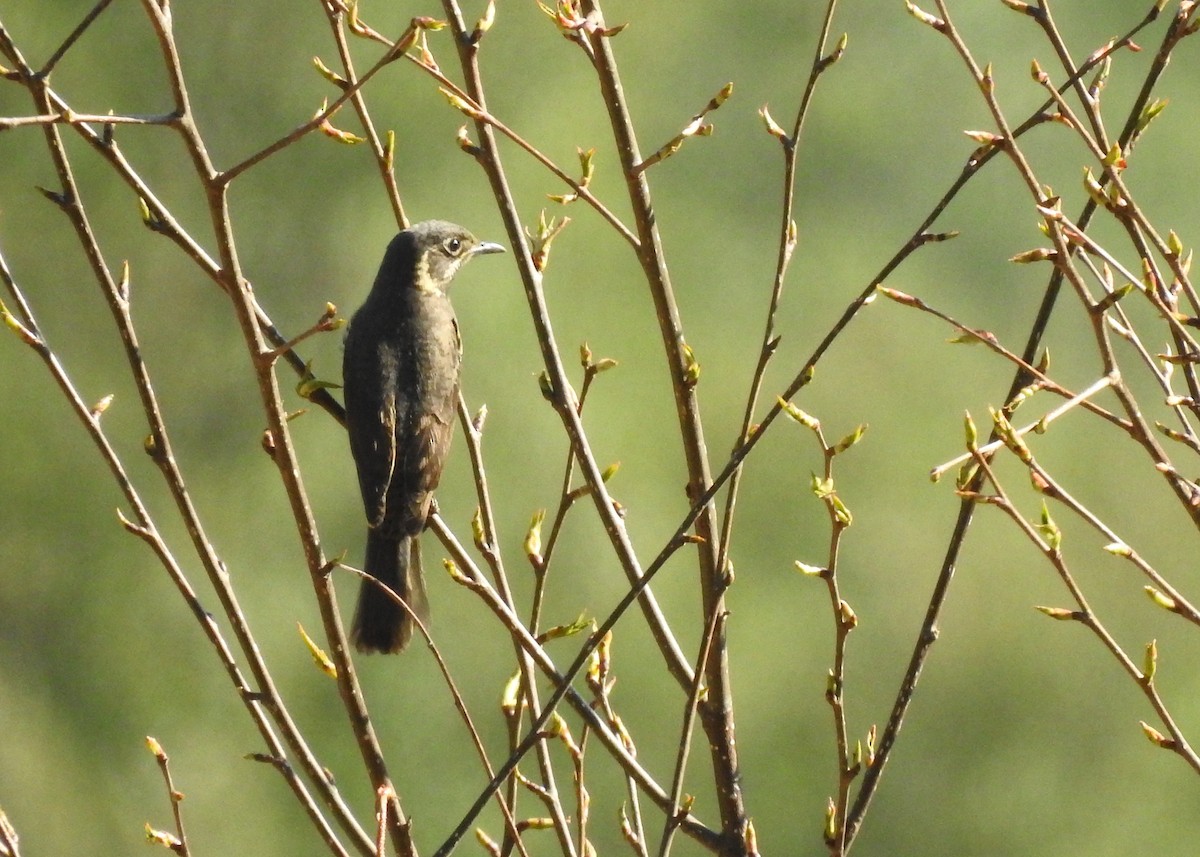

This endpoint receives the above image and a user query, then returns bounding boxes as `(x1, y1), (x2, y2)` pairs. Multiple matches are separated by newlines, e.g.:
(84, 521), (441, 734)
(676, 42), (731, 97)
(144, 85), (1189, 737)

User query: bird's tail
(351, 532), (429, 653)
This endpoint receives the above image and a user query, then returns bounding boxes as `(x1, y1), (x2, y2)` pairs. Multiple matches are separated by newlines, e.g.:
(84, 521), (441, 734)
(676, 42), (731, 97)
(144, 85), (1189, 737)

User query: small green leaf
(297, 622), (337, 678)
(831, 494), (853, 526)
(1135, 98), (1168, 136)
(471, 507), (488, 550)
(537, 613), (590, 643)
(963, 411), (978, 449)
(296, 360), (342, 399)
(312, 55), (348, 88)
(833, 423), (868, 454)
(1036, 501), (1062, 552)
(1093, 283), (1134, 315)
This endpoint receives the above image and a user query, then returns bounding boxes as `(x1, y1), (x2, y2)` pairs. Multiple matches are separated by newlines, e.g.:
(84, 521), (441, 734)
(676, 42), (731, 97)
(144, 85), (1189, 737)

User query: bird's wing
(393, 316), (461, 527)
(343, 326), (399, 530)
(395, 384), (458, 528)
(353, 388), (398, 530)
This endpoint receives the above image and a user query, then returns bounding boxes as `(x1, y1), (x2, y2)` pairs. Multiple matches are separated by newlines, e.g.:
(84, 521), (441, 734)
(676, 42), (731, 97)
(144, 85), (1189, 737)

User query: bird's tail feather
(351, 533), (429, 653)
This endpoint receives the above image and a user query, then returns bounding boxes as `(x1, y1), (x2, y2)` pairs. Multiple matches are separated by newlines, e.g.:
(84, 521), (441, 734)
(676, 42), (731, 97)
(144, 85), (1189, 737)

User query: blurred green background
(2, 1), (1198, 854)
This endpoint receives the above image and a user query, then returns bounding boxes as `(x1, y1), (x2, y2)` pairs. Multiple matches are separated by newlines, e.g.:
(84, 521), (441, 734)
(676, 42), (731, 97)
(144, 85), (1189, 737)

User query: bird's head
(398, 220), (506, 295)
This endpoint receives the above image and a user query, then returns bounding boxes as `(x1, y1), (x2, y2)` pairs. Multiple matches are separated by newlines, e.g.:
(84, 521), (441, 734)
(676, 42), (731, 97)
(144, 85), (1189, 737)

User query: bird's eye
(445, 237), (463, 255)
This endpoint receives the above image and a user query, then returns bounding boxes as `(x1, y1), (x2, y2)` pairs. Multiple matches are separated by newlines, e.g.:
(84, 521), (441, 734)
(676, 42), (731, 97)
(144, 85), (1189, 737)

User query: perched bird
(343, 220), (504, 653)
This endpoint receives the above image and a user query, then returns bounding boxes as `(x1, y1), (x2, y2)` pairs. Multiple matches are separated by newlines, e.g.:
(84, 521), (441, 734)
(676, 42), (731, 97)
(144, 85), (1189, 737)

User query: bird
(343, 220), (504, 653)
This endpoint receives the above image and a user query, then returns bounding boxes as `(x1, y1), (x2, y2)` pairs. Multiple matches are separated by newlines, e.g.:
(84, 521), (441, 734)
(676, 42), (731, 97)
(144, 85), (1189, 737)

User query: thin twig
(453, 395), (577, 857)
(147, 737), (191, 857)
(965, 451), (1200, 774)
(715, 0), (842, 641)
(39, 0), (115, 76)
(425, 514), (723, 855)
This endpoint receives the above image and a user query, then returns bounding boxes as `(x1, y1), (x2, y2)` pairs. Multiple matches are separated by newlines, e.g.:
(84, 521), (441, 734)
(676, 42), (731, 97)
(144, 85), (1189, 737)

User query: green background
(1, 1), (1198, 854)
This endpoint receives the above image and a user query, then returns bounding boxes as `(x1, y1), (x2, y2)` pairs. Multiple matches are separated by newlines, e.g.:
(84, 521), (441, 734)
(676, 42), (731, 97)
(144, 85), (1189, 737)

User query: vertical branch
(134, 0), (409, 850)
(579, 1), (746, 848)
(437, 0), (695, 691)
(0, 20), (368, 855)
(316, 0), (408, 227)
(716, 1), (842, 579)
(655, 606), (726, 857)
(776, 402), (862, 855)
(454, 398), (577, 857)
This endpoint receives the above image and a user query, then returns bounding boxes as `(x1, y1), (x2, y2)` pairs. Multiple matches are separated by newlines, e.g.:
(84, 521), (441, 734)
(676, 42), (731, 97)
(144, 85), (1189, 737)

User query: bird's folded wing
(349, 388), (398, 530)
(397, 398), (456, 527)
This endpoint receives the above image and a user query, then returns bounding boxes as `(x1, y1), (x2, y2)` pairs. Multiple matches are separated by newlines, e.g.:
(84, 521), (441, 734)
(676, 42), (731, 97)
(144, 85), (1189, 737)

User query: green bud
(811, 474), (834, 499)
(681, 342), (700, 387)
(500, 669), (522, 717)
(471, 507), (487, 551)
(1140, 720), (1172, 749)
(778, 397), (820, 429)
(537, 613), (589, 643)
(794, 560), (826, 577)
(1036, 501), (1062, 552)
(1102, 142), (1125, 170)
(1093, 283), (1134, 315)
(905, 1), (945, 31)
(1145, 586), (1177, 612)
(831, 495), (853, 526)
(1009, 247), (1057, 264)
(312, 55), (348, 88)
(759, 104), (789, 142)
(824, 797), (839, 842)
(524, 509), (546, 567)
(537, 370), (554, 402)
(1035, 605), (1078, 621)
(145, 824), (183, 849)
(833, 423), (868, 454)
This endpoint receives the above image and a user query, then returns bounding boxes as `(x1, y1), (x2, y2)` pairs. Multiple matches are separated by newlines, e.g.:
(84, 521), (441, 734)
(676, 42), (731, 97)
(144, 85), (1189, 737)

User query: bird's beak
(472, 241), (506, 256)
